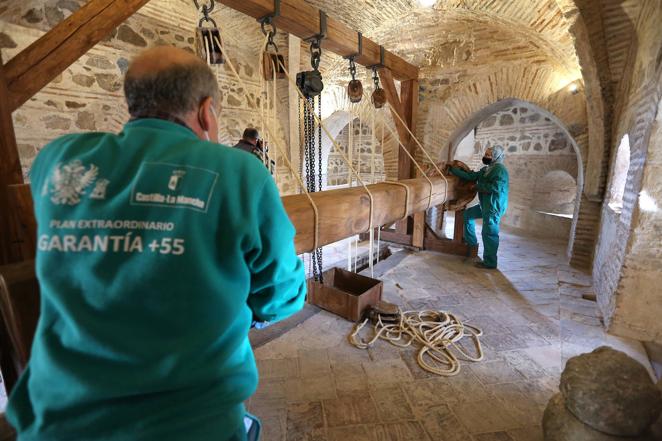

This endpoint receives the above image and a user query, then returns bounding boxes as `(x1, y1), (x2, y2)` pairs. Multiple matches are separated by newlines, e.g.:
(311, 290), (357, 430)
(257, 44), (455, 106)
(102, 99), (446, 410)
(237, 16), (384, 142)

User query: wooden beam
(284, 174), (471, 254)
(423, 224), (474, 257)
(219, 0), (418, 81)
(377, 230), (413, 247)
(9, 175), (474, 259)
(8, 184), (37, 261)
(378, 68), (408, 151)
(4, 0), (150, 112)
(0, 56), (24, 265)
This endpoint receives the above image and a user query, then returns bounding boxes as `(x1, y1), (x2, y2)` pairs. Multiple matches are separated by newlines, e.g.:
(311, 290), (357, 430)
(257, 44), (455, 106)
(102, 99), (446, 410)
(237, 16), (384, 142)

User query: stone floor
(248, 230), (651, 441)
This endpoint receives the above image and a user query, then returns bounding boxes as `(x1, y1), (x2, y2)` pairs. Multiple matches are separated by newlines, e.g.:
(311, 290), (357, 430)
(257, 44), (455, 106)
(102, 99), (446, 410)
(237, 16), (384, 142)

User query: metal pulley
(297, 10), (326, 99)
(194, 0), (224, 65)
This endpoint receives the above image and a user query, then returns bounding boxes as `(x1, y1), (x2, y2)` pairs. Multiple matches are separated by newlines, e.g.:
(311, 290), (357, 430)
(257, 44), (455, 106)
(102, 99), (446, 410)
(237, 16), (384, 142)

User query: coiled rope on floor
(349, 308), (484, 376)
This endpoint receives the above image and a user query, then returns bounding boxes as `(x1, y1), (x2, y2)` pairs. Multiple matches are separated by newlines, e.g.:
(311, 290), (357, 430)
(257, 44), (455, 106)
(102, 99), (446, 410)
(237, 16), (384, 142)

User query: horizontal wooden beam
(9, 174), (474, 260)
(284, 175), (474, 254)
(5, 0), (151, 112)
(218, 0), (419, 80)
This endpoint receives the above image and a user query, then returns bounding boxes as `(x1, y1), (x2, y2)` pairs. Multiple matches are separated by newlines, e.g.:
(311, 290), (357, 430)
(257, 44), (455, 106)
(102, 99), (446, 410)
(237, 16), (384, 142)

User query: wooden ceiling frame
(0, 0), (420, 265)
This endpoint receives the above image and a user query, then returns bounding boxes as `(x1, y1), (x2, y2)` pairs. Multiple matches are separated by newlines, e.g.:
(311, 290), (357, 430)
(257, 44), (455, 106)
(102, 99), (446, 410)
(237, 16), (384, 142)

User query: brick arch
(320, 86), (401, 186)
(436, 93), (585, 260)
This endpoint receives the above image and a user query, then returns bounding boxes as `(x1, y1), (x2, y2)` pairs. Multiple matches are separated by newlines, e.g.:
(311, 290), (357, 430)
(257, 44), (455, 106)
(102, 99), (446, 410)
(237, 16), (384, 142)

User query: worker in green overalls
(449, 145), (509, 269)
(6, 47), (306, 441)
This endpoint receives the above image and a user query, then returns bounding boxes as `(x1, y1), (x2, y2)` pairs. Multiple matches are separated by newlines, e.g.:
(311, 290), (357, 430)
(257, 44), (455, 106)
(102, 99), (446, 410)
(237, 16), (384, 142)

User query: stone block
(559, 346), (662, 436)
(542, 393), (657, 441)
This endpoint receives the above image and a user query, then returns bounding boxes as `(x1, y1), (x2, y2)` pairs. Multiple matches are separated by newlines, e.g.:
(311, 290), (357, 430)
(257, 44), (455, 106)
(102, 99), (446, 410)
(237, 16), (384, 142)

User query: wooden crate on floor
(307, 267), (382, 322)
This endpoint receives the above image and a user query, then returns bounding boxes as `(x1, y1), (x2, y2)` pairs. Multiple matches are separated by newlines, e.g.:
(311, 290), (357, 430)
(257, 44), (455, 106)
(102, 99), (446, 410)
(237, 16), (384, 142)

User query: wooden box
(307, 267), (383, 322)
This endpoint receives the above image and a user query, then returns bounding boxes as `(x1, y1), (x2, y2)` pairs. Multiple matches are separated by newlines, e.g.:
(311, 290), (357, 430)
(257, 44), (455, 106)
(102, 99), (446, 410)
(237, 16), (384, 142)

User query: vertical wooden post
(287, 34), (302, 177)
(0, 55), (25, 265)
(401, 79), (424, 248)
(453, 209), (465, 243)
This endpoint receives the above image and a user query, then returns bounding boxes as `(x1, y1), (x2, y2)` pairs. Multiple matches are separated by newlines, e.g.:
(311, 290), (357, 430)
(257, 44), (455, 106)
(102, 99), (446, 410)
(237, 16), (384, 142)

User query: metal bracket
(304, 10), (327, 43)
(344, 32), (363, 60)
(257, 0), (280, 26)
(368, 45), (386, 70)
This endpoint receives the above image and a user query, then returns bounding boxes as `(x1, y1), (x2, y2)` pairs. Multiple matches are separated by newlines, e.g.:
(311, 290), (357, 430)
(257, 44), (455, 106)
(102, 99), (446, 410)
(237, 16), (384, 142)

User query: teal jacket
(6, 119), (306, 441)
(450, 163), (509, 219)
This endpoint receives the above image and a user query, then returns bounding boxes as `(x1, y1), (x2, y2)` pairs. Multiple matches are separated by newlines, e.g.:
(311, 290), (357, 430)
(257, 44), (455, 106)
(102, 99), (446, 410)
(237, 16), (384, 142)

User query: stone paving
(248, 230), (651, 441)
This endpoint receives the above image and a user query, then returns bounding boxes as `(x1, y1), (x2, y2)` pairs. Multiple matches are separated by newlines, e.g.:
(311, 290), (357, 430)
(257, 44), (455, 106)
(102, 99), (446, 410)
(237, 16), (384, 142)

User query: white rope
(219, 31), (322, 254)
(378, 111), (435, 211)
(349, 308), (484, 377)
(386, 103), (449, 206)
(347, 112), (354, 271)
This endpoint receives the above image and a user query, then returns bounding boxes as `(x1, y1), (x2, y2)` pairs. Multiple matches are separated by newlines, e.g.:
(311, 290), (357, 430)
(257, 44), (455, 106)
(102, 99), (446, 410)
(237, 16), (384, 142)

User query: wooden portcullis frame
(307, 268), (383, 322)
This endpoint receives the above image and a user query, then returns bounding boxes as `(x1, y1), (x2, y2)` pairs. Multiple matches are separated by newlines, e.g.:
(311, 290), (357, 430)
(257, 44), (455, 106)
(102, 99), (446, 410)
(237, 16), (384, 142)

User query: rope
(376, 111), (435, 211)
(383, 180), (410, 222)
(386, 103), (449, 206)
(349, 308), (484, 377)
(219, 30), (322, 251)
(351, 101), (437, 214)
(276, 57), (376, 260)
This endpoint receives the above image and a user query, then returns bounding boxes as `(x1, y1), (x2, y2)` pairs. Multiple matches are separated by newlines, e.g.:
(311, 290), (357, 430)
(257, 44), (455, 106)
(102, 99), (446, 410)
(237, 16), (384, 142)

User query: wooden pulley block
(262, 52), (286, 80)
(347, 79), (363, 103)
(195, 26), (224, 65)
(372, 88), (387, 109)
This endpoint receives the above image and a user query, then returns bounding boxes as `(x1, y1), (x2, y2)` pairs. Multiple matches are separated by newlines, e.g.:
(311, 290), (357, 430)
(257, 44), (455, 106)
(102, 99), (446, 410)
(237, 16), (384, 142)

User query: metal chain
(310, 39), (322, 71)
(372, 67), (380, 88)
(260, 21), (279, 53)
(300, 94), (324, 282)
(348, 57), (357, 81)
(194, 0), (217, 27)
(315, 95), (323, 278)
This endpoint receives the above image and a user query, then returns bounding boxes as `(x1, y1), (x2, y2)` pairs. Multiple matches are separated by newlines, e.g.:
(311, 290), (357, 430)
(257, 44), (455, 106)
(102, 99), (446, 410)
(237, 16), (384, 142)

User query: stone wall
(475, 106), (577, 156)
(327, 118), (385, 187)
(593, 0), (662, 343)
(0, 1), (298, 193)
(462, 105), (579, 239)
(503, 156), (578, 239)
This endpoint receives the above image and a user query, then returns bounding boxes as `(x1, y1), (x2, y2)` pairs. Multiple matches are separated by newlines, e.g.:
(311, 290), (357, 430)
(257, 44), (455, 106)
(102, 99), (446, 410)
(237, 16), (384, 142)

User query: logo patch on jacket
(131, 162), (218, 213)
(44, 160), (109, 205)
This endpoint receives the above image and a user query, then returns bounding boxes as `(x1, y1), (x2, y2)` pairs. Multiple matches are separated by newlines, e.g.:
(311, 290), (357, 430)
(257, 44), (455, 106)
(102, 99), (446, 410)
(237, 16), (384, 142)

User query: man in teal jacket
(449, 146), (509, 269)
(6, 47), (306, 441)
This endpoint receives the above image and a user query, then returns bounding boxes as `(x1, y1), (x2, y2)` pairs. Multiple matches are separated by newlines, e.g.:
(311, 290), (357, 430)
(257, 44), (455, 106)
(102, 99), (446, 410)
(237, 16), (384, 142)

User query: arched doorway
(320, 110), (386, 189)
(447, 99), (585, 256)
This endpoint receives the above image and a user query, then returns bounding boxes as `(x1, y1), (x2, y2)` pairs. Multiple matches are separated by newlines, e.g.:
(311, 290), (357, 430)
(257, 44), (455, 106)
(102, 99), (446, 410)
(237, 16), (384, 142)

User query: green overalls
(6, 119), (306, 441)
(450, 163), (509, 268)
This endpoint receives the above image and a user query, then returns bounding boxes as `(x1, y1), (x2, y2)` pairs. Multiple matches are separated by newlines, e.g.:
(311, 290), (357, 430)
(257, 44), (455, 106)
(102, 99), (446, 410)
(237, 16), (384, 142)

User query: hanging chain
(300, 94), (324, 282)
(310, 38), (322, 71)
(315, 95), (323, 278)
(348, 57), (357, 81)
(372, 66), (380, 89)
(260, 20), (279, 53)
(194, 0), (217, 27)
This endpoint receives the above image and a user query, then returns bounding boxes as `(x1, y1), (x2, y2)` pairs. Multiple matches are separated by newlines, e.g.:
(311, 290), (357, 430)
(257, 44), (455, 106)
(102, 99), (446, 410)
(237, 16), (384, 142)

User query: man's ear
(198, 96), (217, 131)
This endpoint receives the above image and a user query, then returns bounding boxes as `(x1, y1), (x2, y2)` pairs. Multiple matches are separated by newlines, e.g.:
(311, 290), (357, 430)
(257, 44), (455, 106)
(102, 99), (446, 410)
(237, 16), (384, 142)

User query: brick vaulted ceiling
(305, 0), (581, 76)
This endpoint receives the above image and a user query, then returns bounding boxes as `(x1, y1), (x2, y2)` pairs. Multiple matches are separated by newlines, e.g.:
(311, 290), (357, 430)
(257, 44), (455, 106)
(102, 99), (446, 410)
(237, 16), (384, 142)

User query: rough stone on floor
(542, 393), (657, 441)
(559, 346), (662, 436)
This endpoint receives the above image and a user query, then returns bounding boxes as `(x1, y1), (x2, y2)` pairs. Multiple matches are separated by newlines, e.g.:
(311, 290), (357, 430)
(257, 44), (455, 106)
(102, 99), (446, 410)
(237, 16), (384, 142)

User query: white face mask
(202, 105), (218, 142)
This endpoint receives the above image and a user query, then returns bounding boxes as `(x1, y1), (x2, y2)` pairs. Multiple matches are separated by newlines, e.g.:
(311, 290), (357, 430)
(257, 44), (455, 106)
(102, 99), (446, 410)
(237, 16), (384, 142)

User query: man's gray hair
(124, 62), (220, 118)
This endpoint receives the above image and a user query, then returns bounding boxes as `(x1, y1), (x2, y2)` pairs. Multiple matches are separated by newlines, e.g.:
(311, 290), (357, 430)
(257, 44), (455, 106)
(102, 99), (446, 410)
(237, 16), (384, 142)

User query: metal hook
(193, 0), (215, 13)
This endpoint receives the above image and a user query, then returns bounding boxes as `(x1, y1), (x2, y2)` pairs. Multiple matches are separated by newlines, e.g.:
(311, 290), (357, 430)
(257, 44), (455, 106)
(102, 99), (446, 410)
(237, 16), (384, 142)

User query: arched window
(533, 170), (577, 217)
(608, 134), (630, 213)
